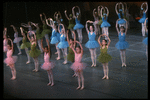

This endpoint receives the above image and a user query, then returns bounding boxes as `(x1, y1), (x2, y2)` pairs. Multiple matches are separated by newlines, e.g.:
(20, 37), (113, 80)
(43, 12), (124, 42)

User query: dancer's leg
(25, 48), (30, 64)
(89, 49), (94, 67)
(142, 23), (145, 36)
(16, 43), (22, 55)
(93, 48), (97, 66)
(76, 71), (81, 90)
(105, 63), (109, 79)
(10, 64), (16, 80)
(80, 71), (84, 90)
(120, 50), (124, 66)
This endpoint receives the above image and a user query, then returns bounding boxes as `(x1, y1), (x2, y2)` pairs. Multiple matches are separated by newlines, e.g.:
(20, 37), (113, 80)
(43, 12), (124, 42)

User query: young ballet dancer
(27, 31), (41, 72)
(85, 20), (99, 67)
(4, 38), (18, 80)
(115, 19), (129, 67)
(100, 6), (111, 40)
(64, 10), (75, 38)
(97, 5), (103, 35)
(72, 6), (84, 43)
(93, 8), (100, 35)
(138, 2), (148, 37)
(98, 34), (111, 79)
(30, 22), (43, 53)
(70, 40), (87, 90)
(46, 18), (61, 60)
(115, 2), (126, 28)
(10, 25), (22, 55)
(41, 38), (55, 86)
(3, 27), (8, 54)
(142, 18), (148, 61)
(40, 13), (51, 44)
(21, 22), (33, 36)
(57, 24), (69, 64)
(20, 27), (31, 64)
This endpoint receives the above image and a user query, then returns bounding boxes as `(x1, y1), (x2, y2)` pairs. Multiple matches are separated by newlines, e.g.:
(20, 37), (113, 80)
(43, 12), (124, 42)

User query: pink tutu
(41, 61), (55, 70)
(4, 56), (18, 66)
(70, 62), (87, 71)
(13, 37), (22, 43)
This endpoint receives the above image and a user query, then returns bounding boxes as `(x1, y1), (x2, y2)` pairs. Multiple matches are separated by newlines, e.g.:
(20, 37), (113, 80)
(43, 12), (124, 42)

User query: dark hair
(119, 11), (123, 19)
(44, 46), (52, 59)
(102, 39), (107, 46)
(120, 26), (125, 32)
(70, 38), (74, 41)
(75, 45), (81, 50)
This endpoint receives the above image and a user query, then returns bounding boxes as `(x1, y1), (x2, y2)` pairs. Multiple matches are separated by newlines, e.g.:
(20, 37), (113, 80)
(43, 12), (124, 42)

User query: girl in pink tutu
(10, 25), (22, 55)
(41, 38), (55, 86)
(70, 40), (87, 90)
(3, 27), (8, 54)
(4, 38), (18, 80)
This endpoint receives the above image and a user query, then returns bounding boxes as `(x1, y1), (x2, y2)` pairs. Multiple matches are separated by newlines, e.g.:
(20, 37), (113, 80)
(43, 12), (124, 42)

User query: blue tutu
(50, 29), (59, 44)
(118, 19), (126, 24)
(56, 32), (61, 42)
(73, 18), (84, 30)
(138, 12), (147, 23)
(142, 37), (148, 45)
(57, 35), (69, 49)
(101, 16), (111, 28)
(115, 33), (129, 50)
(85, 32), (99, 49)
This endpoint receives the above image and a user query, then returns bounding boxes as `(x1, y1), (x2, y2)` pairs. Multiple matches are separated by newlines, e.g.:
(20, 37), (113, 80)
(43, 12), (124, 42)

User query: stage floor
(3, 27), (148, 99)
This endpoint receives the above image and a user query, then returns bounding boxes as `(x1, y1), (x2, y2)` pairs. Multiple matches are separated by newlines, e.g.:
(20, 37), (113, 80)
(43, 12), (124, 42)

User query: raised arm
(93, 8), (96, 18)
(76, 6), (81, 14)
(124, 19), (128, 34)
(116, 19), (120, 35)
(66, 30), (70, 44)
(85, 20), (90, 33)
(54, 12), (57, 20)
(76, 40), (83, 56)
(40, 38), (45, 52)
(46, 18), (53, 28)
(105, 7), (109, 16)
(145, 2), (148, 13)
(21, 23), (30, 28)
(64, 10), (70, 20)
(72, 6), (76, 18)
(98, 34), (102, 47)
(27, 31), (32, 42)
(119, 2), (124, 14)
(100, 6), (104, 18)
(72, 30), (76, 47)
(10, 25), (17, 32)
(8, 38), (13, 51)
(115, 3), (119, 15)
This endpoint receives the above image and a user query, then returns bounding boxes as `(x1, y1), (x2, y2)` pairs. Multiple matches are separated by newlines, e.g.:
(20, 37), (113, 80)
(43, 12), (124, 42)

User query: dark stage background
(3, 2), (146, 39)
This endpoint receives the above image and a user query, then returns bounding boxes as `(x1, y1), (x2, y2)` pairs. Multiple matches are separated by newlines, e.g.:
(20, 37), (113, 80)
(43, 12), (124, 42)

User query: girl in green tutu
(27, 31), (41, 72)
(20, 27), (31, 64)
(98, 34), (111, 79)
(40, 13), (51, 44)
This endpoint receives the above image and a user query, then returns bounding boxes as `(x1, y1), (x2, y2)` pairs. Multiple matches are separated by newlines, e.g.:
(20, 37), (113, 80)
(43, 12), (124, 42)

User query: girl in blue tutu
(85, 20), (99, 67)
(139, 2), (148, 36)
(57, 24), (69, 64)
(142, 18), (148, 61)
(46, 18), (61, 60)
(115, 2), (126, 28)
(72, 6), (84, 43)
(115, 20), (129, 67)
(40, 13), (51, 44)
(100, 6), (111, 40)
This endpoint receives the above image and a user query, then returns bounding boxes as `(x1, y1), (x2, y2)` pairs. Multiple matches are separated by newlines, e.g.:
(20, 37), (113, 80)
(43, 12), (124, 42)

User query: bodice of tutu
(118, 33), (126, 42)
(28, 26), (32, 31)
(22, 36), (27, 43)
(142, 12), (146, 18)
(36, 28), (40, 34)
(43, 24), (48, 30)
(88, 32), (96, 41)
(44, 52), (50, 62)
(31, 42), (36, 50)
(14, 32), (18, 38)
(118, 13), (124, 19)
(7, 49), (13, 58)
(102, 16), (108, 22)
(60, 35), (66, 42)
(52, 29), (57, 37)
(75, 18), (81, 24)
(75, 53), (82, 63)
(3, 39), (7, 46)
(100, 46), (108, 53)
(69, 18), (74, 24)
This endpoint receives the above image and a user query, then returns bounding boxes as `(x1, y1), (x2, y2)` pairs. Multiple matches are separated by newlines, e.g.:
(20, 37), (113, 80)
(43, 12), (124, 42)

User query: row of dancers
(3, 3), (148, 90)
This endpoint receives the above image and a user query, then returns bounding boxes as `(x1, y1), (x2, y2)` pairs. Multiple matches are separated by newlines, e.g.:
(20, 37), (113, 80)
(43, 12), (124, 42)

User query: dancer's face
(120, 27), (125, 32)
(7, 45), (11, 50)
(31, 36), (35, 42)
(90, 26), (93, 32)
(44, 47), (48, 53)
(102, 40), (106, 46)
(69, 39), (73, 44)
(76, 47), (81, 53)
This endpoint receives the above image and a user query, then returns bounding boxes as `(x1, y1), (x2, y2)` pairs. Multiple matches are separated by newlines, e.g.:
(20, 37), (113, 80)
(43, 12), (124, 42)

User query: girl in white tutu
(10, 25), (22, 55)
(41, 38), (55, 86)
(4, 38), (18, 80)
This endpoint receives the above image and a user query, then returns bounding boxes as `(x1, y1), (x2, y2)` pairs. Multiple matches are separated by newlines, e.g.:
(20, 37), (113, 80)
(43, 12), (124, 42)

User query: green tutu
(28, 43), (41, 58)
(68, 24), (75, 29)
(36, 28), (43, 40)
(97, 46), (112, 63)
(97, 20), (103, 25)
(67, 47), (75, 62)
(20, 36), (31, 49)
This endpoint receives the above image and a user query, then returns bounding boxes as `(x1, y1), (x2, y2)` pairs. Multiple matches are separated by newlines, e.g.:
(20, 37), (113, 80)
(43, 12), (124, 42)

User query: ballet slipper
(56, 57), (60, 60)
(18, 52), (22, 55)
(26, 61), (30, 64)
(106, 76), (109, 79)
(102, 76), (106, 79)
(63, 61), (67, 64)
(32, 69), (38, 72)
(80, 86), (84, 90)
(47, 82), (51, 86)
(11, 77), (16, 80)
(51, 83), (54, 86)
(76, 86), (81, 90)
(91, 63), (94, 67)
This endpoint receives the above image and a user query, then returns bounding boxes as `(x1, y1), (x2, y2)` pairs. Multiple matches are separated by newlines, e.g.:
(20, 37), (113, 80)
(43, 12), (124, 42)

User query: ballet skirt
(50, 29), (59, 44)
(41, 52), (55, 70)
(97, 19), (103, 25)
(57, 34), (69, 49)
(13, 32), (22, 43)
(41, 24), (51, 37)
(101, 16), (111, 28)
(85, 32), (99, 49)
(142, 32), (148, 45)
(36, 28), (42, 40)
(67, 46), (75, 62)
(138, 12), (146, 23)
(4, 49), (18, 67)
(28, 42), (41, 58)
(73, 18), (84, 30)
(115, 33), (129, 50)
(3, 39), (8, 52)
(68, 18), (75, 29)
(97, 46), (112, 63)
(117, 13), (126, 24)
(20, 36), (31, 49)
(70, 52), (87, 71)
